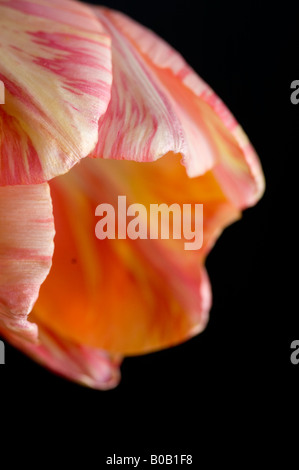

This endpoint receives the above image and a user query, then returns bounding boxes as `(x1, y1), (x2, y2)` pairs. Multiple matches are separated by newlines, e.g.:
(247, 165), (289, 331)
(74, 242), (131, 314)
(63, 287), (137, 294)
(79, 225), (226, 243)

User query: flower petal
(31, 154), (239, 355)
(0, 0), (112, 185)
(0, 183), (54, 341)
(0, 320), (121, 390)
(91, 7), (264, 208)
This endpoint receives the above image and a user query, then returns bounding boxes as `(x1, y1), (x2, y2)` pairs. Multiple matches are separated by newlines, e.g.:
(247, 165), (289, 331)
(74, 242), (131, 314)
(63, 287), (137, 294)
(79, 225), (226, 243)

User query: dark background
(1, 0), (298, 461)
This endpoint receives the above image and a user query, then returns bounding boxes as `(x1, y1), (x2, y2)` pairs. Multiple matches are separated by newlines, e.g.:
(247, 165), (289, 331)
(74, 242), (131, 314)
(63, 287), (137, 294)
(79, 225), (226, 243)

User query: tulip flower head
(0, 0), (264, 389)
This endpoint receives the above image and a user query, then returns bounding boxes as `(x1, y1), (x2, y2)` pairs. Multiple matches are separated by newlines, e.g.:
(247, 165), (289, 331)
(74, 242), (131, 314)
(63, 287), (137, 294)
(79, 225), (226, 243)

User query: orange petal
(91, 7), (264, 208)
(0, 183), (54, 341)
(31, 153), (239, 356)
(0, 0), (112, 185)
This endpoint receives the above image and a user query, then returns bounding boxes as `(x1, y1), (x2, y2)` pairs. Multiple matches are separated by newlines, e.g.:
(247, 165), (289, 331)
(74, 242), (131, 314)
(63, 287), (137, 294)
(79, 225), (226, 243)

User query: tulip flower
(0, 0), (264, 389)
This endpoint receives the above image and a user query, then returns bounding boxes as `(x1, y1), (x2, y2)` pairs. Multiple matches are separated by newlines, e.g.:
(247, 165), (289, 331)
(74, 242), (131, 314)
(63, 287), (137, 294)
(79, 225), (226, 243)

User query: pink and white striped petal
(91, 7), (265, 209)
(0, 183), (55, 341)
(0, 0), (112, 185)
(91, 8), (186, 166)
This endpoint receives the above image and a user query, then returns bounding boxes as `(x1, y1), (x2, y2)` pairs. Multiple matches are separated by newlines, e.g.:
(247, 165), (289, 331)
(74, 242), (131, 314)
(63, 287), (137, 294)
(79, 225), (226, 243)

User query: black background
(1, 0), (298, 461)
